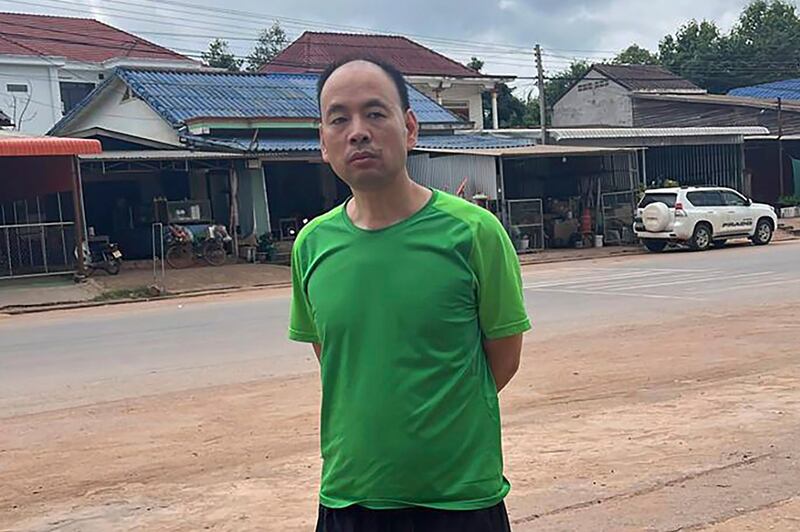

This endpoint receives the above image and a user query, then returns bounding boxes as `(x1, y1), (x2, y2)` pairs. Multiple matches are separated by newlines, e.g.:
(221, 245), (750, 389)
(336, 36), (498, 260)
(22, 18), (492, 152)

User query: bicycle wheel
(202, 240), (226, 266)
(166, 243), (193, 269)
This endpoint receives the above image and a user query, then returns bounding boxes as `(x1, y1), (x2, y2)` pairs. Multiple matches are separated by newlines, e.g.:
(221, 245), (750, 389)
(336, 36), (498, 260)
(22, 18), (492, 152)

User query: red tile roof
(0, 12), (191, 63)
(262, 31), (483, 78)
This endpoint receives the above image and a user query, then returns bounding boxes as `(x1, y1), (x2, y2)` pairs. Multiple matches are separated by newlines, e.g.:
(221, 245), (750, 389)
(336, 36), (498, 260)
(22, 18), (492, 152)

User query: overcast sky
(1, 0), (757, 92)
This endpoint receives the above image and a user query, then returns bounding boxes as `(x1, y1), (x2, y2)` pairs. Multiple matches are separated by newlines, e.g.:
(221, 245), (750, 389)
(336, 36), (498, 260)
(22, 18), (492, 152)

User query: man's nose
(348, 118), (371, 145)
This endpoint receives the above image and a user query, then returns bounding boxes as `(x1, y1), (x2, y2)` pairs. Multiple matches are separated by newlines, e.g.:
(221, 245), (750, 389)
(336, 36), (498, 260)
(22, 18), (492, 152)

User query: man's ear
(405, 109), (419, 151)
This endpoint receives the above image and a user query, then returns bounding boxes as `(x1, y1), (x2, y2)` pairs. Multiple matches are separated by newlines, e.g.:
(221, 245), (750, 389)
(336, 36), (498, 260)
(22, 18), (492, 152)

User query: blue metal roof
(181, 133), (536, 154)
(116, 68), (463, 126)
(728, 79), (800, 101)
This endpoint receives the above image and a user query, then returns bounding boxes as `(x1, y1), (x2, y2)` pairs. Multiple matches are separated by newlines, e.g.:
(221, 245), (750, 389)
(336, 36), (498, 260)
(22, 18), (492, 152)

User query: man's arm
(312, 343), (321, 362)
(484, 334), (523, 393)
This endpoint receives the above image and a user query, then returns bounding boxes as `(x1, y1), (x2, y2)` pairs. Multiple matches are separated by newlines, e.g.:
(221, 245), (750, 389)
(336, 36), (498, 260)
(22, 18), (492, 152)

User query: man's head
(317, 58), (419, 192)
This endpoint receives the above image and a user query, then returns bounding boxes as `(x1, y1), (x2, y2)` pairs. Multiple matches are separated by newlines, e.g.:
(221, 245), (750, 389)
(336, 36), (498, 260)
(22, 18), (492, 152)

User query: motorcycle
(76, 240), (123, 275)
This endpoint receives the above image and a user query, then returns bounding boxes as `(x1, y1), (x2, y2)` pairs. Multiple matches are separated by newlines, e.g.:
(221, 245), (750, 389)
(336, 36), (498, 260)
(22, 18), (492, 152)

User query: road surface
(1, 240), (799, 531)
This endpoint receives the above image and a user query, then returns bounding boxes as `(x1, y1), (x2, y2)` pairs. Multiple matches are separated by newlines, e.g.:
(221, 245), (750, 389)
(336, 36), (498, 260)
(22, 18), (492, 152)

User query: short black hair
(316, 57), (411, 113)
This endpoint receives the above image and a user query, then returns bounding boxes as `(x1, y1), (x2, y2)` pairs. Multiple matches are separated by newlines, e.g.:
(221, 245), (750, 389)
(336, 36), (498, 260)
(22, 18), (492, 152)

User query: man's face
(319, 61), (419, 191)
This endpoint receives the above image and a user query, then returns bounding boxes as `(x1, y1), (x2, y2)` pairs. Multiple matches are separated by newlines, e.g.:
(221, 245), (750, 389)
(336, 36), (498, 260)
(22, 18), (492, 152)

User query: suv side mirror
(746, 198), (752, 206)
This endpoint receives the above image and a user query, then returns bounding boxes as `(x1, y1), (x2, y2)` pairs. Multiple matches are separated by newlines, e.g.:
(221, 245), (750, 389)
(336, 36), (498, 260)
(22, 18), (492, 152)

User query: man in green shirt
(290, 57), (531, 531)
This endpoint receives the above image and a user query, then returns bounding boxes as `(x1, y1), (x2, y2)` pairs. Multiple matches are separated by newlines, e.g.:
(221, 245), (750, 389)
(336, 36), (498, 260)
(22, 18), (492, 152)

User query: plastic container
(594, 235), (604, 248)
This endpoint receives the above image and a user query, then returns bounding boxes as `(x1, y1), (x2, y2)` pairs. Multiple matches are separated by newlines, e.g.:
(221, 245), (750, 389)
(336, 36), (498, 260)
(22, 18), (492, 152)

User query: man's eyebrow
(324, 103), (347, 117)
(363, 99), (390, 110)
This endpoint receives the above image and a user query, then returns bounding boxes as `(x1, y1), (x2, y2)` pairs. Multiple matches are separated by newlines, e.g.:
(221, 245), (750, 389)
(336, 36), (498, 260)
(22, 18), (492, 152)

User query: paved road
(1, 240), (798, 417)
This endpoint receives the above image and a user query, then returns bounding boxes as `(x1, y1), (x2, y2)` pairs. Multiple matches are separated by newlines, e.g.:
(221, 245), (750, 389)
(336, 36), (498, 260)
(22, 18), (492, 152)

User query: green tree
(467, 57), (485, 72)
(246, 22), (289, 72)
(659, 20), (729, 92)
(202, 39), (242, 72)
(613, 44), (659, 65)
(727, 0), (800, 87)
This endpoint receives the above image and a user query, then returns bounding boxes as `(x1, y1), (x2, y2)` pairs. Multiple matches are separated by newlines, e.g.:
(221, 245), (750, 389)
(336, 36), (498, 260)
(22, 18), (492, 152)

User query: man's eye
(368, 112), (386, 119)
(330, 117), (347, 125)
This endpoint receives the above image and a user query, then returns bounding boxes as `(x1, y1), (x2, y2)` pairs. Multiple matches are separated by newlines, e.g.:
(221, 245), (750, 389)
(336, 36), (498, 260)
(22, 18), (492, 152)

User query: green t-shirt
(289, 189), (531, 511)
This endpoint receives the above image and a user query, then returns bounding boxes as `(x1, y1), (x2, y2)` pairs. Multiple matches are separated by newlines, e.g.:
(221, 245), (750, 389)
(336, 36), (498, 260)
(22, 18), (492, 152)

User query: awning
(0, 136), (102, 157)
(414, 144), (638, 158)
(79, 150), (247, 162)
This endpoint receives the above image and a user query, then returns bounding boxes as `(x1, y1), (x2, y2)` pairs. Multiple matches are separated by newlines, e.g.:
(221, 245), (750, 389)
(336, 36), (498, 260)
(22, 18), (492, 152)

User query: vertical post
(778, 97), (785, 200)
(535, 44), (547, 145)
(71, 156), (87, 275)
(491, 87), (499, 130)
(37, 196), (48, 273)
(497, 156), (508, 229)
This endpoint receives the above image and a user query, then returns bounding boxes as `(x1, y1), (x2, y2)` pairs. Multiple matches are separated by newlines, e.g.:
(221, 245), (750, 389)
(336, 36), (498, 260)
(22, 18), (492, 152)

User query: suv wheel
(752, 219), (773, 245)
(690, 223), (712, 251)
(644, 240), (667, 253)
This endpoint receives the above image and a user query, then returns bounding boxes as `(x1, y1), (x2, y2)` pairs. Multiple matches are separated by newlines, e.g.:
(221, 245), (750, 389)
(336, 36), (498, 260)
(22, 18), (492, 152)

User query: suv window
(722, 191), (748, 207)
(639, 193), (677, 208)
(687, 191), (707, 207)
(688, 191), (725, 207)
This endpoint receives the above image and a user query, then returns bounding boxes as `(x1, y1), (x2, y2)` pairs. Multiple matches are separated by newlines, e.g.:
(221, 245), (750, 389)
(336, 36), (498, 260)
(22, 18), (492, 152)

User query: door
(687, 190), (726, 236)
(720, 190), (755, 235)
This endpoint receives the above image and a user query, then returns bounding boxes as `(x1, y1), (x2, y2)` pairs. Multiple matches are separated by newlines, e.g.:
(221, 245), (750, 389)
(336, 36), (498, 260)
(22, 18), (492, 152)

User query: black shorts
(316, 501), (512, 532)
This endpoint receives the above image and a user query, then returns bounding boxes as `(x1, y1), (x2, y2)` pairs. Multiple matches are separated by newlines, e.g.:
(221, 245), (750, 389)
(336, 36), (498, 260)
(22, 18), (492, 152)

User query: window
(722, 191), (747, 207)
(639, 193), (677, 208)
(6, 84), (28, 93)
(442, 101), (470, 121)
(59, 82), (95, 113)
(687, 191), (725, 207)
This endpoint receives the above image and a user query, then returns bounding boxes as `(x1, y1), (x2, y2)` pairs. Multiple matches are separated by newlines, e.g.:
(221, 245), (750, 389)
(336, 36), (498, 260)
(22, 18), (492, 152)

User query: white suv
(634, 187), (777, 252)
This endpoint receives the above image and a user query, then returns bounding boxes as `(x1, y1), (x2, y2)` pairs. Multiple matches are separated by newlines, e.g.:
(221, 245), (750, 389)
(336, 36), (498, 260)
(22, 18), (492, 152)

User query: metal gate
(601, 191), (638, 245)
(0, 195), (76, 279)
(506, 198), (544, 251)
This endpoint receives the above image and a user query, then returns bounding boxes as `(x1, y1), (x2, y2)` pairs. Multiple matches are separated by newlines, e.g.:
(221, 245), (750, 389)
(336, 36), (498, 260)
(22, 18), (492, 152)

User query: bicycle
(164, 224), (230, 269)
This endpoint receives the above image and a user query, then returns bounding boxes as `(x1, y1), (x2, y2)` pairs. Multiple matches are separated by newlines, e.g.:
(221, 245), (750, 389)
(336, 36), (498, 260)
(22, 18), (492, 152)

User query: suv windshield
(639, 193), (677, 208)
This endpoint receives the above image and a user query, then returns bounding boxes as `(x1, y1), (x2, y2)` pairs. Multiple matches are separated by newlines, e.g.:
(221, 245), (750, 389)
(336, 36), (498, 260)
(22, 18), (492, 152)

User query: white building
(0, 12), (199, 135)
(552, 64), (706, 128)
(262, 31), (513, 130)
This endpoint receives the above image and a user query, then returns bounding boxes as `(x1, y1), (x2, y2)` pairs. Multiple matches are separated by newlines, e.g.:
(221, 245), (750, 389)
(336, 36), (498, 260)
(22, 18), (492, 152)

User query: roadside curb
(518, 247), (646, 266)
(0, 281), (293, 316)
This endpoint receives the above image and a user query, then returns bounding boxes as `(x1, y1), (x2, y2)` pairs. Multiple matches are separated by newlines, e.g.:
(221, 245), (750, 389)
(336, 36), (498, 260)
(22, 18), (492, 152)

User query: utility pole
(778, 97), (785, 199)
(535, 44), (547, 145)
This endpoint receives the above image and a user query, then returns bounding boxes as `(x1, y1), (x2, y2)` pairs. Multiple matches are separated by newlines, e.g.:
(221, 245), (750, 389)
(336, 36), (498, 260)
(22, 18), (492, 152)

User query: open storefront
(0, 134), (101, 278)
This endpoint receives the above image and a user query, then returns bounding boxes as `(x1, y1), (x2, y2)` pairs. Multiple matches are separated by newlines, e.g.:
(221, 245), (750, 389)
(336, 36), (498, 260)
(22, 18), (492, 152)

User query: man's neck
(347, 174), (433, 231)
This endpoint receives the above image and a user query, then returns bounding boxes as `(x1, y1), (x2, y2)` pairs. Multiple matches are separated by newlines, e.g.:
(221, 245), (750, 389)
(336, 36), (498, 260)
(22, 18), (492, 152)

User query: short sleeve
(471, 213), (531, 340)
(288, 242), (320, 343)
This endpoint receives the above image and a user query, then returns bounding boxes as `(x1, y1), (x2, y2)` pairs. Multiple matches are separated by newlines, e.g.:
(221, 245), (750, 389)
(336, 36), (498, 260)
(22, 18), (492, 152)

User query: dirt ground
(2, 302), (799, 531)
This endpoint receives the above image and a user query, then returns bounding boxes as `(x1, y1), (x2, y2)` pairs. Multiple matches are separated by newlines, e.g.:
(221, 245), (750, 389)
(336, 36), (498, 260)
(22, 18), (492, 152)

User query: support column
(491, 89), (499, 130)
(70, 156), (87, 275)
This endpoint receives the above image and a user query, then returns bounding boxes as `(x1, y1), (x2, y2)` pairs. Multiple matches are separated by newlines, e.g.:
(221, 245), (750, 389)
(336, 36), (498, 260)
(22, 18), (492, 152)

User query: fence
(0, 194), (76, 279)
(601, 191), (638, 245)
(507, 198), (545, 251)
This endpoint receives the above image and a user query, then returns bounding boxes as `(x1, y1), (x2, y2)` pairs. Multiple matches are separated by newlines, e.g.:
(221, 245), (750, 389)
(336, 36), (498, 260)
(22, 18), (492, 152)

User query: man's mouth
(348, 151), (378, 163)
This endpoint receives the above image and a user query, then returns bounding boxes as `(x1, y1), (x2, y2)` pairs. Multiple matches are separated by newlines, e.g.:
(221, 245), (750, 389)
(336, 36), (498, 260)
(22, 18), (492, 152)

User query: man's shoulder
(292, 204), (345, 252)
(432, 190), (504, 235)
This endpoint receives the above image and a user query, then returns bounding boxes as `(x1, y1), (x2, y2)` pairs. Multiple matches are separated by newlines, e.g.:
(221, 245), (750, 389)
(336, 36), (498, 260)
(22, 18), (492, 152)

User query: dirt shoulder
(2, 303), (799, 531)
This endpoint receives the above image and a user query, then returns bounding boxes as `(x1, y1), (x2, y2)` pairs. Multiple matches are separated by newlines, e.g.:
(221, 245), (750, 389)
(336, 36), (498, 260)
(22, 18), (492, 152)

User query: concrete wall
(553, 72), (633, 127)
(0, 61), (63, 135)
(56, 78), (181, 147)
(413, 82), (485, 129)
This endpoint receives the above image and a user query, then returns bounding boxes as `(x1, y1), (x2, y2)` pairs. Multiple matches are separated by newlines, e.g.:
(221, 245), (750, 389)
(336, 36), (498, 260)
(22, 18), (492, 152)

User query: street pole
(778, 97), (785, 200)
(535, 44), (547, 145)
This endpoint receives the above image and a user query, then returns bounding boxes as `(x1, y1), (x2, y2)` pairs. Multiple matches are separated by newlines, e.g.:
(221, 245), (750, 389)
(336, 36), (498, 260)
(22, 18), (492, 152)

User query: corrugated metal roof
(79, 150), (246, 161)
(181, 133), (536, 154)
(592, 64), (703, 92)
(0, 136), (101, 157)
(728, 79), (800, 101)
(634, 93), (800, 111)
(262, 32), (486, 78)
(415, 144), (635, 158)
(0, 12), (191, 63)
(116, 68), (463, 127)
(549, 127), (769, 140)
